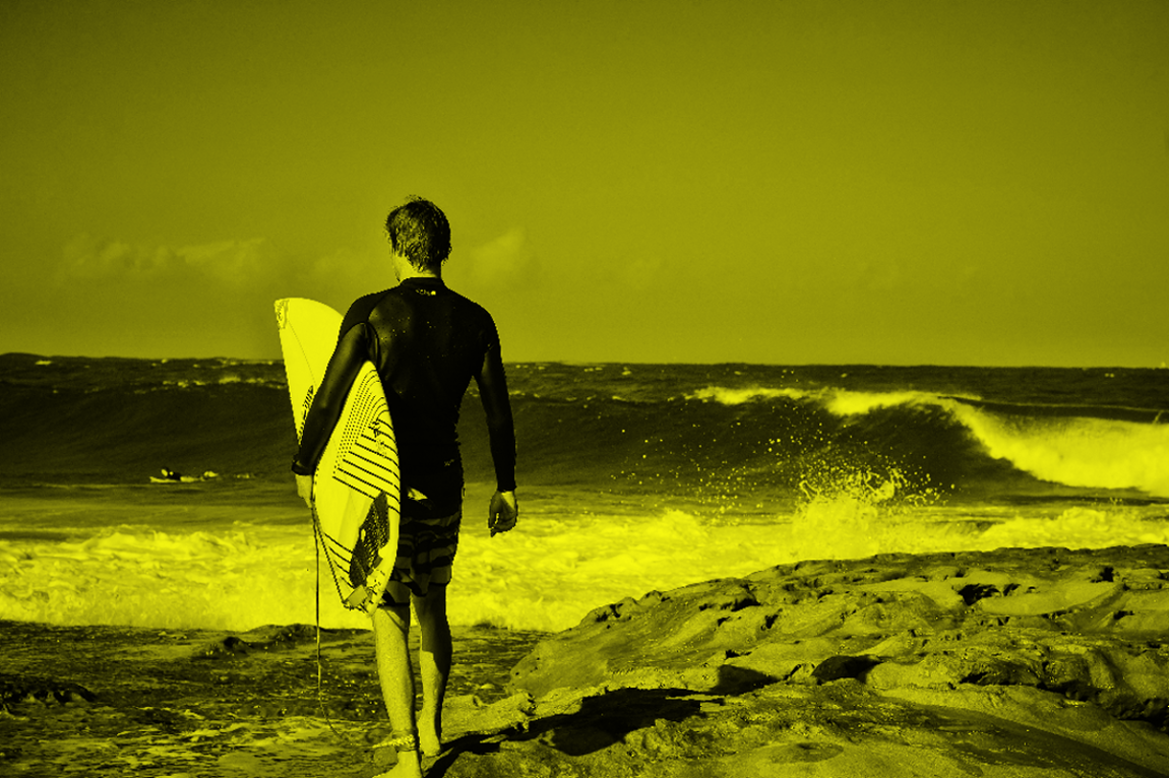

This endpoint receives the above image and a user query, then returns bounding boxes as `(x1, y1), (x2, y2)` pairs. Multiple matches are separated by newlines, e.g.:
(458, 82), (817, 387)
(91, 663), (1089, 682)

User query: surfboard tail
(345, 563), (394, 615)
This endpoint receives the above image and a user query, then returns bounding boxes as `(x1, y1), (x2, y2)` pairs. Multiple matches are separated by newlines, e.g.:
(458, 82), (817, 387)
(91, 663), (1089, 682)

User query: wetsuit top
(291, 277), (516, 510)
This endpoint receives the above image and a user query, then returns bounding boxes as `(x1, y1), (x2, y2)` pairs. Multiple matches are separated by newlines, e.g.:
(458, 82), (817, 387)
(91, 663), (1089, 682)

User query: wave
(688, 384), (1169, 498)
(945, 402), (1169, 498)
(2, 355), (1165, 501)
(0, 380), (295, 483)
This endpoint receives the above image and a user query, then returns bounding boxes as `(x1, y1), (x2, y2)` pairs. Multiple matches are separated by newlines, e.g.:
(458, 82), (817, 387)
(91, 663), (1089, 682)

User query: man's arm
(291, 321), (370, 477)
(475, 337), (518, 534)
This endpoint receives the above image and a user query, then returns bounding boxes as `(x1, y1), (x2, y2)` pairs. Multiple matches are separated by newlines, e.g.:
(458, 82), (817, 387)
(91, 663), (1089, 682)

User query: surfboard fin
(344, 585), (375, 613)
(346, 565), (393, 615)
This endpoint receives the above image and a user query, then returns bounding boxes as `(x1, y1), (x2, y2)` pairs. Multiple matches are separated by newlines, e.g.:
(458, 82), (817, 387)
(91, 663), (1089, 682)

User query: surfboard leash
(311, 499), (360, 747)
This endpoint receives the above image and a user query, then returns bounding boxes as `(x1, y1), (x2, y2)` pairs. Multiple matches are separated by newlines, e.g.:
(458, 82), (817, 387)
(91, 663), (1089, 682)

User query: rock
(191, 623), (323, 659)
(444, 691), (536, 739)
(0, 673), (96, 707)
(439, 679), (1169, 777)
(976, 581), (1123, 617)
(479, 545), (1169, 776)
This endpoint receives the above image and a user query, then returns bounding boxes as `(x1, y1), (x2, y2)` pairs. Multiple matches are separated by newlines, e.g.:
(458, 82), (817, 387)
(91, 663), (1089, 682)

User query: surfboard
(274, 298), (401, 615)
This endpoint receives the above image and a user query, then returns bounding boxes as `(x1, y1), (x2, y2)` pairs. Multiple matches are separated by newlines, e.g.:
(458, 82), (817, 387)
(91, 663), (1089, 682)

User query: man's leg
(372, 602), (422, 777)
(412, 585), (452, 757)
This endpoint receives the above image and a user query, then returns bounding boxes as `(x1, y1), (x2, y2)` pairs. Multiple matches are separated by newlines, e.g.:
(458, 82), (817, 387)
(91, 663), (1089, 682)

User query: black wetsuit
(291, 277), (516, 514)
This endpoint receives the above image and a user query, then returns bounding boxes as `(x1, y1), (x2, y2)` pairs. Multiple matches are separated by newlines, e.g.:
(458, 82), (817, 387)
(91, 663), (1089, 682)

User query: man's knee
(412, 586), (448, 622)
(376, 600), (411, 632)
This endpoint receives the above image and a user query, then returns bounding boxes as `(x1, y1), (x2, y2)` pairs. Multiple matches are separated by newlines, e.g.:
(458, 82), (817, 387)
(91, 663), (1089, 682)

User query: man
(292, 197), (518, 778)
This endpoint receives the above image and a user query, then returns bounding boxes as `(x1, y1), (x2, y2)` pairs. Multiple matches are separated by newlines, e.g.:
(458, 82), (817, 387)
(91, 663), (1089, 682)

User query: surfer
(292, 196), (518, 777)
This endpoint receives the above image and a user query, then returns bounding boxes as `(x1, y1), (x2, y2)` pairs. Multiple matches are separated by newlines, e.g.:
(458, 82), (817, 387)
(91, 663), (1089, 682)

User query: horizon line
(2, 351), (1166, 372)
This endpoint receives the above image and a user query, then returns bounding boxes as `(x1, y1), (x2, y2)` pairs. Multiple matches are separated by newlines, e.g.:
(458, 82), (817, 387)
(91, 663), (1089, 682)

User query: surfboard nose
(274, 298), (290, 329)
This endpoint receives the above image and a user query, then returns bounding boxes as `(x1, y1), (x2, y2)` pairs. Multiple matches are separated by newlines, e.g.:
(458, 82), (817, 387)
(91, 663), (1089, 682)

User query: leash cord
(313, 499), (357, 746)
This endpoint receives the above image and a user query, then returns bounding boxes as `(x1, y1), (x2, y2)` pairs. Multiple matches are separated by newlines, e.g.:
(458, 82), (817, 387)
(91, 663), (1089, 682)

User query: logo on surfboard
(372, 420), (394, 458)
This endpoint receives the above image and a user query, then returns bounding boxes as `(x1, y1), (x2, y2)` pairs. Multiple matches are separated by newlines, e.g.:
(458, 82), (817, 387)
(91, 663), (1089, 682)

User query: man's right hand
(488, 490), (518, 536)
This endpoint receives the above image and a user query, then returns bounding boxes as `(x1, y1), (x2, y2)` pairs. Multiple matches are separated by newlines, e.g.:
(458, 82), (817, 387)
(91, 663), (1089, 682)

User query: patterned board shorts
(371, 492), (462, 606)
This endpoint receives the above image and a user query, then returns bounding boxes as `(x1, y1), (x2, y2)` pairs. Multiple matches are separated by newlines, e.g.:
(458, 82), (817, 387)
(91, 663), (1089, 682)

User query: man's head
(385, 196), (451, 274)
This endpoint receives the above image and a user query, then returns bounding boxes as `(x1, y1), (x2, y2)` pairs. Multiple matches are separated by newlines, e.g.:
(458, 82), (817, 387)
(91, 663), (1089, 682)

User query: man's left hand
(488, 490), (518, 536)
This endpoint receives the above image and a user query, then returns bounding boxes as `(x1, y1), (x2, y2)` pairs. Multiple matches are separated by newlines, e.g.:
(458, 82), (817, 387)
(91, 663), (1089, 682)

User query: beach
(0, 620), (544, 776)
(4, 544), (1169, 776)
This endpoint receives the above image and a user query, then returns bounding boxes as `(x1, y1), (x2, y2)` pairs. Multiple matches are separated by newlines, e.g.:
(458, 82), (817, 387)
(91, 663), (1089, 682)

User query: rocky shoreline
(0, 621), (544, 777)
(4, 544), (1169, 776)
(441, 544), (1169, 777)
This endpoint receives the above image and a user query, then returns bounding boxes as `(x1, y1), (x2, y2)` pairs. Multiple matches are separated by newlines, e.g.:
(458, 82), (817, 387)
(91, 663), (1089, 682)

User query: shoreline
(0, 621), (546, 777)
(4, 543), (1169, 776)
(494, 543), (1169, 777)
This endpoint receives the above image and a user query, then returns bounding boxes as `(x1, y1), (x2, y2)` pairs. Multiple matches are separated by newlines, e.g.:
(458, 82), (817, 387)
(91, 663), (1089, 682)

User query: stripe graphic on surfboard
(275, 297), (402, 615)
(334, 369), (398, 499)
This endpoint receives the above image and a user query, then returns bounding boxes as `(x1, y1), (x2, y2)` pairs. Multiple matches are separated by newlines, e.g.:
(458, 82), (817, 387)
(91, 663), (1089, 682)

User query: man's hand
(488, 490), (518, 537)
(296, 473), (314, 510)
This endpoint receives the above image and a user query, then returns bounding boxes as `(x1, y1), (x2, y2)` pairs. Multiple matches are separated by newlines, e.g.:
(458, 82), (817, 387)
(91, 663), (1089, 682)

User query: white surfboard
(275, 297), (401, 615)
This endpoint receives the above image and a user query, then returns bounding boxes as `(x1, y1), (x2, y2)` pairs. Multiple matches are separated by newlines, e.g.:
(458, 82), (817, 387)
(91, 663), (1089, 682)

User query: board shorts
(378, 491), (463, 606)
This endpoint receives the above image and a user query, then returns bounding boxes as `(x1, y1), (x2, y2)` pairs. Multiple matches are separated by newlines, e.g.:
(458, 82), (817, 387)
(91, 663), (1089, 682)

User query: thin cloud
(466, 227), (536, 287)
(176, 238), (269, 289)
(56, 233), (270, 289)
(33, 232), (398, 357)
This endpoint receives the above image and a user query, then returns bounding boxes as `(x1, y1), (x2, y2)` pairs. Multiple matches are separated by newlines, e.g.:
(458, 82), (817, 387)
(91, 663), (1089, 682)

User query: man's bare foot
(372, 749), (422, 778)
(373, 733), (423, 778)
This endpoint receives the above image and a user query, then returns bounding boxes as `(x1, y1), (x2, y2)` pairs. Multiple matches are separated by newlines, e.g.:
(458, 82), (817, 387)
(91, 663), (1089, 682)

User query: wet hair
(385, 196), (452, 272)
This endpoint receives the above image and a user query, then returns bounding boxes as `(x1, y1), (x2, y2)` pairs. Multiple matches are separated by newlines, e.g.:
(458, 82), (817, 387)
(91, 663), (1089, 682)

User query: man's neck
(400, 269), (441, 282)
(392, 252), (442, 283)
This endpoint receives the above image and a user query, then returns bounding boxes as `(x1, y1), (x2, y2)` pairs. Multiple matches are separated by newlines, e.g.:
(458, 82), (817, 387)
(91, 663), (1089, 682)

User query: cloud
(310, 246), (383, 282)
(53, 232), (399, 304)
(466, 227), (535, 286)
(175, 238), (269, 288)
(59, 234), (162, 281)
(57, 233), (271, 289)
(37, 232), (421, 357)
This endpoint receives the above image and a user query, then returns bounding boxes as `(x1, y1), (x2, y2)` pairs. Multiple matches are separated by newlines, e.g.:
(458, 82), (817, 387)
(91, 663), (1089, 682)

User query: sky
(2, 0), (1167, 367)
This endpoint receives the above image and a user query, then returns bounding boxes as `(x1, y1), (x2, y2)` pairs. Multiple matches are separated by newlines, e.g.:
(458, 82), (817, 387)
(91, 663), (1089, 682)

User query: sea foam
(4, 498), (1167, 634)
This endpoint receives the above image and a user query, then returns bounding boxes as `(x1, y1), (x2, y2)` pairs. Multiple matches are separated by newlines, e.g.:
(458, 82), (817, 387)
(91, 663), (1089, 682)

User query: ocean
(1, 353), (1166, 635)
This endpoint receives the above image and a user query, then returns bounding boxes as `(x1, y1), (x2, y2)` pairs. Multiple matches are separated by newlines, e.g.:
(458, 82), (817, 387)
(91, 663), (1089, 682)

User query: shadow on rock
(426, 676), (778, 776)
(517, 687), (705, 757)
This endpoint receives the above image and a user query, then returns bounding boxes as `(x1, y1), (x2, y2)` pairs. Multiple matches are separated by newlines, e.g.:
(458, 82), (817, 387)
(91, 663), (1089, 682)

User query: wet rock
(810, 654), (882, 683)
(0, 673), (95, 707)
(495, 545), (1169, 776)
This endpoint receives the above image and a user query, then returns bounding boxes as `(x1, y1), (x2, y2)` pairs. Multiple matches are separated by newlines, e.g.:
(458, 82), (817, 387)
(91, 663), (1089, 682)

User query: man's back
(348, 277), (510, 501)
(293, 276), (515, 510)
